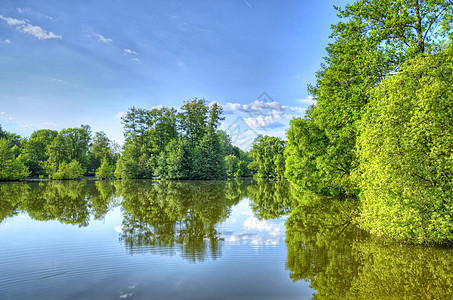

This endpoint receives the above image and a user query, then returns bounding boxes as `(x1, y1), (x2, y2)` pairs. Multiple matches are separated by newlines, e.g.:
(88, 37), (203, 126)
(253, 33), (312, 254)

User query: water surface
(0, 180), (452, 299)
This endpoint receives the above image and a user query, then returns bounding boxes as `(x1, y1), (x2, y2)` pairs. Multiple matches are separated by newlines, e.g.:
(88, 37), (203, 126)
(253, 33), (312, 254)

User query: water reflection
(285, 188), (453, 299)
(247, 179), (296, 220)
(1, 179), (453, 298)
(0, 182), (25, 223)
(285, 190), (365, 299)
(118, 180), (248, 262)
(0, 180), (117, 227)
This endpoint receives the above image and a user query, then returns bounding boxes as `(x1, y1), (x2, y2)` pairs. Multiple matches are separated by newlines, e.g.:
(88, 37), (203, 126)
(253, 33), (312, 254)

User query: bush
(357, 47), (453, 244)
(54, 160), (85, 180)
(96, 157), (114, 180)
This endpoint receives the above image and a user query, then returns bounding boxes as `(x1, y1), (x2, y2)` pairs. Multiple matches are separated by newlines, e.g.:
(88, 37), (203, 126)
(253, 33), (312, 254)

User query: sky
(0, 0), (349, 150)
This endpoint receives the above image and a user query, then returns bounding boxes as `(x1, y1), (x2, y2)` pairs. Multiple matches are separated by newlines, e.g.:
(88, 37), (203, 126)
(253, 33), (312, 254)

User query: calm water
(0, 180), (452, 299)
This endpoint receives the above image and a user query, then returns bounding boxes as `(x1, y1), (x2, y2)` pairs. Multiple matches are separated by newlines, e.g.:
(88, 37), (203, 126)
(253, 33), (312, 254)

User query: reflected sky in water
(2, 179), (452, 299)
(0, 180), (313, 299)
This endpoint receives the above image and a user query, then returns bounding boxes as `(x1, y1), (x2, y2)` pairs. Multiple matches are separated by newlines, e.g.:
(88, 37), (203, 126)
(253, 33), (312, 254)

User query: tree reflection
(247, 179), (297, 220)
(351, 240), (453, 299)
(286, 188), (453, 299)
(88, 180), (119, 220)
(118, 180), (248, 262)
(0, 182), (28, 223)
(285, 189), (364, 299)
(0, 180), (117, 227)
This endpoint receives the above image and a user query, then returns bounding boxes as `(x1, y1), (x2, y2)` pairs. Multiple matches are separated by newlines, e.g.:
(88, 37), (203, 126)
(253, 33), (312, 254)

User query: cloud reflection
(221, 214), (285, 246)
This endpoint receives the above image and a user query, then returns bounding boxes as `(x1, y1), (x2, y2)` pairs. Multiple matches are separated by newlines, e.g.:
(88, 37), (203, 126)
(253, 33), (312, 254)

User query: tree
(60, 126), (91, 168)
(45, 126), (90, 179)
(53, 160), (85, 180)
(234, 160), (248, 178)
(250, 135), (286, 178)
(225, 155), (239, 178)
(95, 157), (114, 180)
(192, 131), (226, 180)
(165, 138), (193, 180)
(357, 46), (453, 244)
(0, 138), (29, 180)
(21, 129), (57, 176)
(119, 99), (229, 180)
(285, 118), (349, 196)
(287, 0), (453, 196)
(88, 131), (114, 175)
(178, 98), (210, 144)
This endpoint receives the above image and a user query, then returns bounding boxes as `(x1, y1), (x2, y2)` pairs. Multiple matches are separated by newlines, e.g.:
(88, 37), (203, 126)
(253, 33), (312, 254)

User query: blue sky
(0, 0), (349, 149)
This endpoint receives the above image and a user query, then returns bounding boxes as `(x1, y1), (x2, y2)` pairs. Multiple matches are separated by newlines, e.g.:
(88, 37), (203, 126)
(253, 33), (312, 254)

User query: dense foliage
(357, 47), (453, 243)
(249, 135), (286, 178)
(285, 0), (453, 244)
(286, 0), (453, 197)
(0, 124), (118, 181)
(115, 98), (252, 180)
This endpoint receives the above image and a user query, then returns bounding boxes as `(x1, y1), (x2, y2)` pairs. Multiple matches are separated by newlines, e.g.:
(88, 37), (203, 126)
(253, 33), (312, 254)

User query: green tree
(21, 129), (57, 176)
(178, 98), (209, 144)
(287, 0), (453, 196)
(0, 138), (29, 180)
(53, 160), (85, 180)
(285, 118), (347, 196)
(95, 157), (114, 180)
(165, 138), (192, 179)
(357, 46), (453, 244)
(225, 155), (239, 178)
(60, 126), (91, 168)
(250, 135), (286, 178)
(119, 99), (229, 180)
(88, 131), (114, 174)
(45, 126), (90, 179)
(192, 131), (226, 180)
(234, 160), (248, 178)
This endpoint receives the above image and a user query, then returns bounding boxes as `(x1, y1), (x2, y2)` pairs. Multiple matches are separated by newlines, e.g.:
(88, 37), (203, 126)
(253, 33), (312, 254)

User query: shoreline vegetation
(2, 0), (453, 245)
(0, 98), (286, 183)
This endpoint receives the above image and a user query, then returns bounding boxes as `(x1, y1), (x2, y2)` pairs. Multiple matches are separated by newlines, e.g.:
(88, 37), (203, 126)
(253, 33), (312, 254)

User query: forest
(2, 0), (453, 245)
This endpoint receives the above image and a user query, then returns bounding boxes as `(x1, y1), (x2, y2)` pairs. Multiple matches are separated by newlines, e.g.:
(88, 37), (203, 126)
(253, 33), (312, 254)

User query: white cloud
(113, 225), (123, 233)
(221, 216), (285, 246)
(123, 49), (137, 55)
(132, 58), (141, 62)
(0, 15), (61, 40)
(5, 39), (10, 44)
(97, 34), (112, 43)
(244, 115), (284, 129)
(0, 15), (26, 25)
(297, 95), (316, 106)
(243, 216), (284, 236)
(287, 106), (306, 113)
(224, 99), (285, 117)
(21, 24), (61, 40)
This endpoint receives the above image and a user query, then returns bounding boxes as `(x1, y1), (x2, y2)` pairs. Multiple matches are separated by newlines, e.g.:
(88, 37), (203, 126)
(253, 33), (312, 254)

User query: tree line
(0, 98), (287, 181)
(284, 0), (453, 244)
(0, 123), (119, 180)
